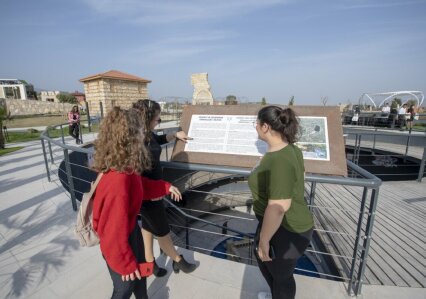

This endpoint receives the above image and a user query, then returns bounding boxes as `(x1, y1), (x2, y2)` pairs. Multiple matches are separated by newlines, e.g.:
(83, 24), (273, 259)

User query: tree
(406, 99), (417, 107)
(261, 97), (267, 105)
(288, 95), (295, 106)
(225, 95), (238, 105)
(391, 98), (402, 109)
(57, 93), (77, 104)
(321, 96), (328, 106)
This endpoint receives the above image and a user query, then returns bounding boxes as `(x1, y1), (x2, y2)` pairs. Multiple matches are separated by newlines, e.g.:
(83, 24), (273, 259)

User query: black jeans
(254, 215), (313, 299)
(105, 223), (148, 299)
(69, 123), (79, 141)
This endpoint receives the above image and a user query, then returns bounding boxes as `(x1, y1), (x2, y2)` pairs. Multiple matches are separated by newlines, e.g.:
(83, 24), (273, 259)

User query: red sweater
(92, 170), (171, 275)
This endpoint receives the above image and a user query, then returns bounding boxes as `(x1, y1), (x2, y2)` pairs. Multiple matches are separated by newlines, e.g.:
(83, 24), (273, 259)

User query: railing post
(355, 134), (362, 165)
(86, 101), (91, 133)
(78, 122), (83, 144)
(404, 130), (411, 163)
(354, 188), (380, 296)
(351, 134), (356, 163)
(417, 146), (426, 182)
(60, 124), (65, 144)
(308, 182), (316, 212)
(40, 139), (51, 182)
(63, 148), (78, 211)
(46, 129), (54, 164)
(372, 129), (377, 154)
(347, 187), (368, 296)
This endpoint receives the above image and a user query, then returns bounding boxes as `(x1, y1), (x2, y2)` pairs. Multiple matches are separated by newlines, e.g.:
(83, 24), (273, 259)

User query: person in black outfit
(406, 104), (416, 131)
(133, 99), (197, 277)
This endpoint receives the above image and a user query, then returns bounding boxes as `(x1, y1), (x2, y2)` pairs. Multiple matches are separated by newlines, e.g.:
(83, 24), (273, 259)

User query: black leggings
(255, 216), (313, 299)
(69, 123), (79, 140)
(107, 264), (147, 299)
(105, 223), (148, 299)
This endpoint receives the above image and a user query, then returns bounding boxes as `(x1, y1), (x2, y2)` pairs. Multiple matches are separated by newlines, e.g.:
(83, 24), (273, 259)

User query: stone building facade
(40, 91), (61, 102)
(79, 70), (151, 116)
(191, 73), (214, 105)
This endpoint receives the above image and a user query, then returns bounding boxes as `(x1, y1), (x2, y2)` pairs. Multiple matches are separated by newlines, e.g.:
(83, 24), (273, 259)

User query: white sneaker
(257, 291), (272, 299)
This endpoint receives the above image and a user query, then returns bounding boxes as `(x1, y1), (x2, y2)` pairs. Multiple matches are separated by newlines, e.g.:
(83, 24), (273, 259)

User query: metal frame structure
(343, 127), (426, 182)
(40, 124), (382, 297)
(360, 91), (424, 108)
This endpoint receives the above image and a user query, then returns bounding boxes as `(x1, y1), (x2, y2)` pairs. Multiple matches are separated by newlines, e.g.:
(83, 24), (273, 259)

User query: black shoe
(153, 260), (167, 277)
(172, 255), (197, 274)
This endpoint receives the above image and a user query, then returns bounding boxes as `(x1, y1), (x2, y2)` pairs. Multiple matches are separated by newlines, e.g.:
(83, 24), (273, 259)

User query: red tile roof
(71, 91), (85, 96)
(79, 70), (151, 83)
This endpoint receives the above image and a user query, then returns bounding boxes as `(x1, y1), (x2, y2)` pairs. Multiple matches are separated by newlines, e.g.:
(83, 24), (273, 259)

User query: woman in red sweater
(91, 107), (181, 299)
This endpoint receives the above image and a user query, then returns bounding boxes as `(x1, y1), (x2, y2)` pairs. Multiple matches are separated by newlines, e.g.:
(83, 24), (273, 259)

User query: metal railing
(40, 125), (383, 297)
(341, 112), (426, 129)
(343, 127), (426, 182)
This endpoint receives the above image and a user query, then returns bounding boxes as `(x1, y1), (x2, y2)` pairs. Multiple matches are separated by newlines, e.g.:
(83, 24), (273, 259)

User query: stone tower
(191, 73), (214, 105)
(80, 70), (151, 116)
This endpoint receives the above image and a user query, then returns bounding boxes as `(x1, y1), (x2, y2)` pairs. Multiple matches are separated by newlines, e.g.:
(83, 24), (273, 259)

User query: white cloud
(336, 0), (425, 10)
(81, 0), (289, 24)
(123, 30), (236, 64)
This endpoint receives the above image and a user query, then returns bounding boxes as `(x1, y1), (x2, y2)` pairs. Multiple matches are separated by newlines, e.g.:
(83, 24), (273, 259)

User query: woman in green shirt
(248, 106), (314, 299)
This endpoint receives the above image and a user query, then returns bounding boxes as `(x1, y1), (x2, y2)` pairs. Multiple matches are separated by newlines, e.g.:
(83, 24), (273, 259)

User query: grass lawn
(413, 124), (426, 131)
(4, 114), (90, 128)
(0, 146), (24, 156)
(5, 125), (100, 144)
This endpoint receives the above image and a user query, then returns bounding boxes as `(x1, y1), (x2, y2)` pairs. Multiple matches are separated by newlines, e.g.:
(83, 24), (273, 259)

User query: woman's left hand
(257, 240), (272, 262)
(175, 131), (193, 143)
(169, 185), (182, 201)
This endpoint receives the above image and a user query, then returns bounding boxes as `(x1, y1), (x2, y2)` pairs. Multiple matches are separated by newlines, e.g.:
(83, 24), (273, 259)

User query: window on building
(4, 87), (14, 98)
(110, 82), (116, 93)
(4, 87), (21, 99)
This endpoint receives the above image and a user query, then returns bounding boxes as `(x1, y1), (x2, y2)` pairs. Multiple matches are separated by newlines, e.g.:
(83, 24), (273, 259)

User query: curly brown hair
(92, 107), (151, 173)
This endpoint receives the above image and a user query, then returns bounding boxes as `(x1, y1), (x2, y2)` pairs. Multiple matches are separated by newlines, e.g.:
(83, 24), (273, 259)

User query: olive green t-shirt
(248, 144), (313, 233)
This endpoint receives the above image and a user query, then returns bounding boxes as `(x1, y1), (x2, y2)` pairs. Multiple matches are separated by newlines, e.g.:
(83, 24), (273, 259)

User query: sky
(1, 0), (425, 105)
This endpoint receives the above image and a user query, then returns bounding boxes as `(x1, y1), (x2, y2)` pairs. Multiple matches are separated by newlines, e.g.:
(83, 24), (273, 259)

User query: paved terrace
(0, 132), (425, 298)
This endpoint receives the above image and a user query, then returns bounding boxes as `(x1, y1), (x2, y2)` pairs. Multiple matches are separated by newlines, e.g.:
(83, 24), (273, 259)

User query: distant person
(249, 106), (314, 299)
(132, 99), (196, 277)
(354, 105), (361, 114)
(381, 103), (390, 113)
(68, 105), (81, 144)
(92, 107), (180, 299)
(406, 104), (416, 130)
(398, 104), (408, 130)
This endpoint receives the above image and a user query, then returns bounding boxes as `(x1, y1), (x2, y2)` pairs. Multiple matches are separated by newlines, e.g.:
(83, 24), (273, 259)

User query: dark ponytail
(257, 105), (299, 144)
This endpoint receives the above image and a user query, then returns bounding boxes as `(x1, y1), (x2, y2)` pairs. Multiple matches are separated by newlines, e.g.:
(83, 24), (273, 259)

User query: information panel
(184, 115), (267, 156)
(171, 105), (347, 176)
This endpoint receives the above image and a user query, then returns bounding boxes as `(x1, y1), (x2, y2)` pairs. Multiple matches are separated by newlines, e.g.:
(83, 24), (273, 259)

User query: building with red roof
(79, 70), (151, 115)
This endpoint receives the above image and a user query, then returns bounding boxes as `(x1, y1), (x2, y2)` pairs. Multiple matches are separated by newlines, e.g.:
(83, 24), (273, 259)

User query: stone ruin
(191, 73), (214, 105)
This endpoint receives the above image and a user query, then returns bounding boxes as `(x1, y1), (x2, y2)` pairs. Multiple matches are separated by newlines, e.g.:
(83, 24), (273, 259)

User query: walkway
(0, 135), (424, 298)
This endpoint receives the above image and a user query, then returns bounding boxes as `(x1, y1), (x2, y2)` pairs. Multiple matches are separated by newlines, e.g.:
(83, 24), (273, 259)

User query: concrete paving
(0, 133), (425, 299)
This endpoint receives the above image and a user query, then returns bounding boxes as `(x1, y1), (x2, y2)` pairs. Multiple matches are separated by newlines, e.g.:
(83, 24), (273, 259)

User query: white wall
(40, 91), (60, 102)
(0, 84), (28, 100)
